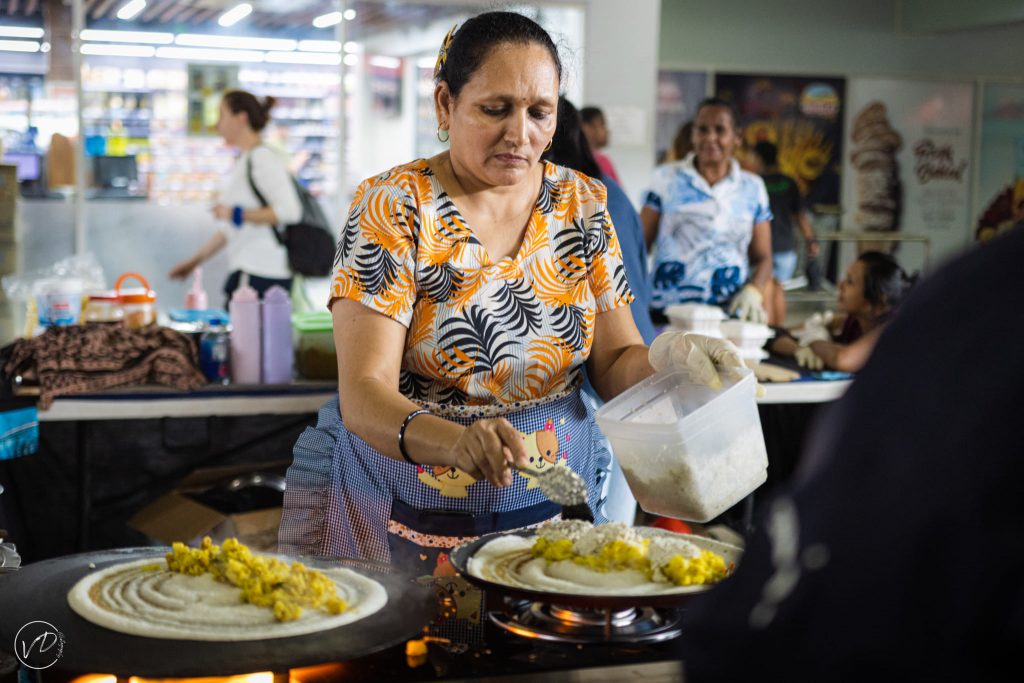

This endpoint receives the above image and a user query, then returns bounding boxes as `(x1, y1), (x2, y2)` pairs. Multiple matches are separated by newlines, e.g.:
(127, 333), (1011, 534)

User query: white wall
(582, 0), (662, 205)
(658, 0), (1024, 79)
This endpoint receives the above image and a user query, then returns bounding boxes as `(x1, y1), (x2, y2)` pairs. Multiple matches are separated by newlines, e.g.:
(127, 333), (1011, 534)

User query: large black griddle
(449, 529), (741, 609)
(0, 547), (436, 677)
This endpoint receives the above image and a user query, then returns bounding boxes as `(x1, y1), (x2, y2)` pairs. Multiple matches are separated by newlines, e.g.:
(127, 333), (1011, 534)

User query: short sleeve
(752, 175), (773, 224)
(329, 181), (419, 327)
(585, 182), (634, 314)
(642, 166), (669, 213)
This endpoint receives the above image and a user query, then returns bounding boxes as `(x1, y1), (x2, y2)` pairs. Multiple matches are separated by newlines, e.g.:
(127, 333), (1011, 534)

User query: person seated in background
(641, 97), (778, 325)
(769, 251), (915, 373)
(579, 105), (622, 185)
(545, 96), (656, 344)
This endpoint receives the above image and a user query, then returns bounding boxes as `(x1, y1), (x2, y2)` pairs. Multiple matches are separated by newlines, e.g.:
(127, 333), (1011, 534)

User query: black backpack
(246, 152), (336, 277)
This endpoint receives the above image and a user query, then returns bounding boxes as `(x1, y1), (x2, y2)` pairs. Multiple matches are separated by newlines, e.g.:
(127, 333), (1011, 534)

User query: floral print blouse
(330, 159), (633, 407)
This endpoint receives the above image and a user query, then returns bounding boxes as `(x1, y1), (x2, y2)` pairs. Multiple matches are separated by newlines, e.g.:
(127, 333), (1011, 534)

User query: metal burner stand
(489, 599), (683, 644)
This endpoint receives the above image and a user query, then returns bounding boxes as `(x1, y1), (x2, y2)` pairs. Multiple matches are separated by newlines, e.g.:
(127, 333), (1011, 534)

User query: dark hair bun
(263, 95), (277, 112)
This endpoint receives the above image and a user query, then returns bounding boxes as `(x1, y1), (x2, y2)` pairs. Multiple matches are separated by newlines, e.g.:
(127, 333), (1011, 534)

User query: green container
(292, 312), (336, 380)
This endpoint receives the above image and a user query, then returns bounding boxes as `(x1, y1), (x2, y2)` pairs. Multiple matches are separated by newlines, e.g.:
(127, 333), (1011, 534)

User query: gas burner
(489, 599), (683, 644)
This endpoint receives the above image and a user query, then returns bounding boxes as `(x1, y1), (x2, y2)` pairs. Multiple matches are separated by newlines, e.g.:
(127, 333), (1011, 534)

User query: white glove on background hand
(793, 311), (833, 346)
(728, 284), (768, 323)
(794, 345), (825, 371)
(649, 331), (745, 390)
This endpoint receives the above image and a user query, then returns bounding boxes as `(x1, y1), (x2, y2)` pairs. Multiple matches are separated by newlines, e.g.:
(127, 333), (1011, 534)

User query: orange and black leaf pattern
(330, 159), (631, 405)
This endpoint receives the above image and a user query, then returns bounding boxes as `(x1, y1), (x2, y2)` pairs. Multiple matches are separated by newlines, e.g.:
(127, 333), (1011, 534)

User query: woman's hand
(446, 418), (529, 488)
(212, 204), (232, 221)
(168, 257), (199, 280)
(649, 331), (745, 389)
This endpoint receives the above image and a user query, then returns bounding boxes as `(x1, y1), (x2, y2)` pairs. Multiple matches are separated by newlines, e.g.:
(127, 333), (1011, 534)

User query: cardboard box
(130, 460), (290, 553)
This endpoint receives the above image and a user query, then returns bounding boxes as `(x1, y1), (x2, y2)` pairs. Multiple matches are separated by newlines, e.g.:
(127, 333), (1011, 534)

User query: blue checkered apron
(280, 387), (610, 573)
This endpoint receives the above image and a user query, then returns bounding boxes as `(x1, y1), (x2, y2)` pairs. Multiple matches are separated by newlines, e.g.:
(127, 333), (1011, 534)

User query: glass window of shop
(1, 2), (584, 313)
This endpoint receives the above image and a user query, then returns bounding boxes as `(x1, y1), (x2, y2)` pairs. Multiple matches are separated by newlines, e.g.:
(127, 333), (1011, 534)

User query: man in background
(580, 106), (622, 185)
(750, 141), (819, 282)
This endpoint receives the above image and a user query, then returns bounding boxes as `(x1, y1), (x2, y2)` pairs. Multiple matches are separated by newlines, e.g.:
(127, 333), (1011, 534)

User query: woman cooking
(279, 11), (743, 573)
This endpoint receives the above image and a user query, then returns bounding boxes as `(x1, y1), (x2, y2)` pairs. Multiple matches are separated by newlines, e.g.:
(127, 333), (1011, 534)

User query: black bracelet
(398, 408), (432, 464)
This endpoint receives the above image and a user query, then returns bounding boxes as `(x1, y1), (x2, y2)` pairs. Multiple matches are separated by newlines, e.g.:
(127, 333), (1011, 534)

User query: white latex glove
(793, 311), (833, 346)
(649, 331), (745, 390)
(794, 345), (825, 371)
(728, 284), (768, 323)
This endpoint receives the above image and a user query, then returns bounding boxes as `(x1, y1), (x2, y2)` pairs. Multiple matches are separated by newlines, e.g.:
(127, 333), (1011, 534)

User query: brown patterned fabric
(3, 325), (207, 409)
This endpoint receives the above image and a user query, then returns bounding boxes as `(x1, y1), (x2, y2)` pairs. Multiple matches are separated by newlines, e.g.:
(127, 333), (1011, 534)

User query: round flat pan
(449, 529), (741, 610)
(0, 548), (436, 677)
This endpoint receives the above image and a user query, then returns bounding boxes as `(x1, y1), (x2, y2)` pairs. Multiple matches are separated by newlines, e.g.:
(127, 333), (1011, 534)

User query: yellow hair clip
(433, 24), (458, 80)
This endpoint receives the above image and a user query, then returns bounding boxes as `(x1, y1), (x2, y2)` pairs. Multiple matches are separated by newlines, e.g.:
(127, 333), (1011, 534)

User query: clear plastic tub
(292, 311), (337, 380)
(595, 367), (768, 522)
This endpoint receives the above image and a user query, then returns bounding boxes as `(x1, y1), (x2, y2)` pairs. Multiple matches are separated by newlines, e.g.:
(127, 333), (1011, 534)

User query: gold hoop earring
(544, 139), (553, 152)
(437, 127), (449, 143)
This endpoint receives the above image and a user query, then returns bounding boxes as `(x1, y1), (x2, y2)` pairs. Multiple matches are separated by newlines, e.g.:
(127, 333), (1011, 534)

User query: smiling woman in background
(278, 11), (743, 574)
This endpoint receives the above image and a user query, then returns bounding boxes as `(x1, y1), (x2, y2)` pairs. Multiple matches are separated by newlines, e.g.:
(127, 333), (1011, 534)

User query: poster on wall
(842, 78), (974, 263)
(714, 73), (845, 212)
(975, 83), (1024, 243)
(655, 70), (708, 163)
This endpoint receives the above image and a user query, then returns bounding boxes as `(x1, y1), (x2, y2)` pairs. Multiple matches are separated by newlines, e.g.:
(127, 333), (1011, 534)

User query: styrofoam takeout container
(720, 320), (774, 361)
(665, 303), (725, 337)
(595, 367), (768, 522)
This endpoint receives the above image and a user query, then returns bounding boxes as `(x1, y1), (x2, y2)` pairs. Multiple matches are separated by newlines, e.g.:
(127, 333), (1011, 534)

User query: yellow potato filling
(165, 537), (347, 622)
(531, 536), (729, 587)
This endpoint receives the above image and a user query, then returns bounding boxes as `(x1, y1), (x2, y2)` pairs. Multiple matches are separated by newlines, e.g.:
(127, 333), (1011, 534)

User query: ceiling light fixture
(218, 3), (253, 28)
(312, 11), (342, 28)
(0, 26), (44, 39)
(343, 53), (358, 66)
(175, 33), (295, 51)
(80, 29), (173, 44)
(155, 46), (264, 62)
(343, 41), (359, 53)
(81, 43), (156, 57)
(116, 0), (147, 21)
(369, 55), (400, 69)
(265, 51), (341, 65)
(343, 9), (356, 21)
(297, 40), (341, 53)
(0, 39), (40, 52)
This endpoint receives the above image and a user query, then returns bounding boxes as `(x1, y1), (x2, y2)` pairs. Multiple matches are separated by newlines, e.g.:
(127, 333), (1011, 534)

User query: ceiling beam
(158, 0), (189, 23)
(141, 0), (174, 22)
(7, 0), (19, 16)
(90, 0), (118, 20)
(24, 0), (37, 14)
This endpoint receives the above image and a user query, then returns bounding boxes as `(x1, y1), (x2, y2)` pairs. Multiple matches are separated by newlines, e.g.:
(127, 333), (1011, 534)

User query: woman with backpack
(168, 89), (302, 304)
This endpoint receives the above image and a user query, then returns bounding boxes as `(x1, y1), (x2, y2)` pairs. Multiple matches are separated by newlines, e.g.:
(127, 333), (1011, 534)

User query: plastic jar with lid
(115, 272), (157, 329)
(83, 290), (125, 324)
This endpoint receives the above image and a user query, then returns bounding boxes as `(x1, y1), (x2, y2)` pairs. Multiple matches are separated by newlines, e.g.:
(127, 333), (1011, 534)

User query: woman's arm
(168, 232), (227, 279)
(586, 305), (655, 401)
(640, 206), (661, 251)
(213, 204), (282, 226)
(809, 326), (882, 373)
(748, 220), (773, 289)
(332, 299), (527, 485)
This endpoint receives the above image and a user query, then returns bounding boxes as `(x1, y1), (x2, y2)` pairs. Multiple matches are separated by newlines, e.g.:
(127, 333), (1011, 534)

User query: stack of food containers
(719, 320), (775, 362)
(595, 367), (768, 522)
(664, 304), (725, 337)
(292, 312), (337, 380)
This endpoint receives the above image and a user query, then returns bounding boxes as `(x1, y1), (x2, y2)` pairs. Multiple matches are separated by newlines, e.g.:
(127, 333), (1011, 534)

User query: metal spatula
(520, 465), (594, 522)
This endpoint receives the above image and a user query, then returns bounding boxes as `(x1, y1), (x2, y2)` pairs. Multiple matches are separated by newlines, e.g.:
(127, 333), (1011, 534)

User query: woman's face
(436, 42), (559, 187)
(215, 101), (246, 145)
(692, 105), (740, 167)
(838, 260), (871, 315)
